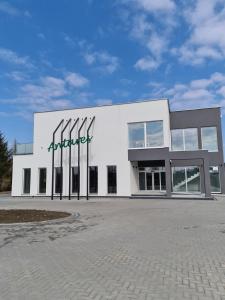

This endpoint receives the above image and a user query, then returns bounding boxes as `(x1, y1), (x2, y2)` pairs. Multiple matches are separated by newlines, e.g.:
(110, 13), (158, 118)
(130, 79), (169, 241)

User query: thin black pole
(60, 119), (71, 200)
(86, 117), (95, 200)
(78, 117), (87, 200)
(51, 119), (64, 200)
(68, 118), (79, 200)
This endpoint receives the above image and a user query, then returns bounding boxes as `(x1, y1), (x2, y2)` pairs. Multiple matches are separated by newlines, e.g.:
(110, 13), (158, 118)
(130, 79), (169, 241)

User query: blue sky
(1, 0), (225, 146)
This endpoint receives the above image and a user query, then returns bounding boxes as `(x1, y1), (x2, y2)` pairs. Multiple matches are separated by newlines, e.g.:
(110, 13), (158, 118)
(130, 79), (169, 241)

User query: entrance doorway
(139, 167), (166, 192)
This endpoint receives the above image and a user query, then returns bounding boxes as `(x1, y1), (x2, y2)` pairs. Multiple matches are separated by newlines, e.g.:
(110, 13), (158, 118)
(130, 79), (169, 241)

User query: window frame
(128, 120), (164, 150)
(38, 167), (47, 194)
(201, 126), (218, 152)
(107, 165), (117, 194)
(89, 166), (98, 194)
(23, 168), (31, 194)
(171, 127), (199, 151)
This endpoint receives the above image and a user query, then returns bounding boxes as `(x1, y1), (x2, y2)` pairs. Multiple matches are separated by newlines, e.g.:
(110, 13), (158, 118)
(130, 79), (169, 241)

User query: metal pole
(60, 119), (71, 200)
(78, 117), (87, 200)
(51, 119), (64, 200)
(68, 118), (79, 200)
(86, 117), (95, 200)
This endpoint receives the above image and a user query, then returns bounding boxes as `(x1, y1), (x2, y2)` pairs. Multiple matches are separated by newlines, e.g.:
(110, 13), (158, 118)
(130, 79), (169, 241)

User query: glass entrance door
(139, 168), (166, 192)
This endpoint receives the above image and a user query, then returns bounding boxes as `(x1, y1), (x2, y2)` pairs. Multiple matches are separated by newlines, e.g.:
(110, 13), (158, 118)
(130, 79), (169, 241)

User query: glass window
(171, 129), (184, 151)
(72, 167), (79, 193)
(23, 168), (31, 194)
(171, 128), (198, 151)
(146, 121), (163, 147)
(39, 168), (46, 194)
(89, 166), (98, 193)
(55, 167), (62, 194)
(128, 123), (145, 148)
(184, 128), (198, 150)
(172, 166), (200, 193)
(201, 127), (218, 152)
(107, 166), (117, 194)
(139, 172), (145, 190)
(209, 166), (221, 192)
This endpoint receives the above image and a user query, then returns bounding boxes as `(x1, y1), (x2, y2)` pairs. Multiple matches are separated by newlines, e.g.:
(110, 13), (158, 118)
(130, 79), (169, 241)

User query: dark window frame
(89, 166), (98, 194)
(38, 168), (47, 194)
(23, 168), (31, 194)
(107, 165), (117, 194)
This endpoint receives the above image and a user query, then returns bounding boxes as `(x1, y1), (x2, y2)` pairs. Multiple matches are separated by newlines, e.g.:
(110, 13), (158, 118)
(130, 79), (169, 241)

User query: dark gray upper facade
(128, 107), (225, 197)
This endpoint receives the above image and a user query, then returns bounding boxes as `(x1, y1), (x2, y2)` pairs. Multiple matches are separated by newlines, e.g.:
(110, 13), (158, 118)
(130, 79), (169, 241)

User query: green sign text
(48, 135), (93, 152)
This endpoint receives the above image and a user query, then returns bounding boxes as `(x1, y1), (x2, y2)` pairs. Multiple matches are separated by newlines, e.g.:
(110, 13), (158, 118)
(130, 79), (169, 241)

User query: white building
(12, 99), (225, 199)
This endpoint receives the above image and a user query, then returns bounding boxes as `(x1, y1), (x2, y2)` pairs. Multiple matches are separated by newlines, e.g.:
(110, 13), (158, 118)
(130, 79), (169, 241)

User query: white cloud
(65, 72), (89, 88)
(135, 56), (160, 71)
(133, 0), (175, 12)
(6, 71), (28, 81)
(0, 2), (30, 17)
(175, 0), (225, 65)
(0, 47), (33, 68)
(160, 72), (225, 111)
(82, 49), (119, 74)
(95, 98), (113, 106)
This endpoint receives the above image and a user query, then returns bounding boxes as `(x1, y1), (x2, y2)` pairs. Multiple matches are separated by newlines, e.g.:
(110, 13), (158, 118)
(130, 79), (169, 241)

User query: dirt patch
(0, 210), (70, 223)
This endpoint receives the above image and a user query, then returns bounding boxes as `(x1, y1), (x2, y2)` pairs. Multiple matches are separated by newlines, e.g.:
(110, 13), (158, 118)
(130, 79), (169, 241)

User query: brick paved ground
(1, 196), (225, 300)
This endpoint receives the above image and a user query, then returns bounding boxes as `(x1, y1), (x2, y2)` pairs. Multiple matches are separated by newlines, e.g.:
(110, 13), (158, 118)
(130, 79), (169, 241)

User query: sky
(1, 0), (225, 146)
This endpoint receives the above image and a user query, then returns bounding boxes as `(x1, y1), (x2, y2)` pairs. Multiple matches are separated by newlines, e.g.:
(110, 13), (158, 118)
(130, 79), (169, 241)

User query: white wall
(12, 99), (171, 197)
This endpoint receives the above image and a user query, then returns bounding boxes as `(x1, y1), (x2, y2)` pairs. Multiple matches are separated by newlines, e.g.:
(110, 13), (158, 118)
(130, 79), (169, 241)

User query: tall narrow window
(128, 123), (145, 148)
(55, 167), (62, 194)
(39, 168), (46, 194)
(107, 166), (117, 194)
(209, 166), (220, 192)
(89, 166), (98, 193)
(72, 167), (79, 193)
(146, 121), (164, 147)
(23, 168), (31, 194)
(201, 127), (218, 152)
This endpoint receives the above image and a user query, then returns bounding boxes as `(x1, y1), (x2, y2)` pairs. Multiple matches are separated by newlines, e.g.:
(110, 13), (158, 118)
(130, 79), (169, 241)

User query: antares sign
(48, 135), (93, 152)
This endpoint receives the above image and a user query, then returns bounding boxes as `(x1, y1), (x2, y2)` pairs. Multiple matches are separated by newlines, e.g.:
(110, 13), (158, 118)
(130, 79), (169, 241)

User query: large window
(146, 121), (164, 147)
(128, 120), (164, 148)
(72, 167), (79, 193)
(55, 167), (62, 194)
(89, 166), (98, 193)
(201, 127), (218, 152)
(107, 166), (117, 194)
(209, 166), (220, 193)
(39, 168), (46, 194)
(172, 166), (200, 193)
(128, 123), (145, 148)
(171, 128), (198, 151)
(23, 168), (31, 194)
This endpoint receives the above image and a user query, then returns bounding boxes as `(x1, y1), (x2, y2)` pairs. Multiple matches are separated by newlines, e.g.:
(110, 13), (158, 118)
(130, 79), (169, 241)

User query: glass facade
(55, 167), (62, 194)
(107, 166), (117, 194)
(89, 166), (98, 193)
(172, 166), (200, 193)
(146, 121), (163, 147)
(39, 168), (46, 194)
(209, 166), (220, 192)
(128, 120), (164, 148)
(201, 127), (218, 152)
(171, 128), (198, 151)
(72, 167), (79, 193)
(23, 168), (31, 194)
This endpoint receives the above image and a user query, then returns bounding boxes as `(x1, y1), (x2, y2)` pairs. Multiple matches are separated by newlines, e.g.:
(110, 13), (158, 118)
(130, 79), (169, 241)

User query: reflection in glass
(209, 166), (220, 192)
(184, 128), (198, 150)
(172, 166), (200, 193)
(128, 123), (145, 148)
(186, 167), (200, 192)
(172, 167), (186, 192)
(201, 127), (218, 152)
(146, 121), (163, 147)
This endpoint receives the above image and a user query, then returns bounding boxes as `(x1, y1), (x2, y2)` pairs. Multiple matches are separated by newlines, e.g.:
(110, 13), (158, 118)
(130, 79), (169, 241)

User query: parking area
(1, 196), (225, 300)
